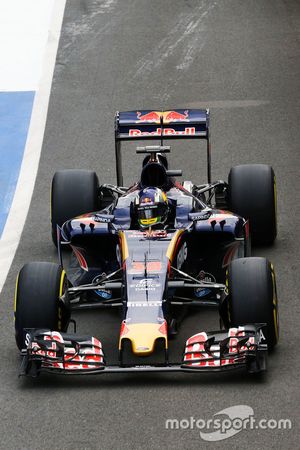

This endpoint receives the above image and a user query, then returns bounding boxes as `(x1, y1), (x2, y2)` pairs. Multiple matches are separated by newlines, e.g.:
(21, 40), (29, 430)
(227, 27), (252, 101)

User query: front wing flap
(182, 325), (267, 373)
(20, 330), (105, 377)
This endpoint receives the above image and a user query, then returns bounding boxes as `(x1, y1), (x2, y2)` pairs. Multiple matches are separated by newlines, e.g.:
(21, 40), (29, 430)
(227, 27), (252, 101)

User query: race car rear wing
(114, 109), (211, 186)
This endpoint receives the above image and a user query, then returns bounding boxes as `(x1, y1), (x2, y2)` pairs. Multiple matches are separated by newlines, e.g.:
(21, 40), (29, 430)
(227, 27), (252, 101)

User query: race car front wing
(20, 325), (267, 377)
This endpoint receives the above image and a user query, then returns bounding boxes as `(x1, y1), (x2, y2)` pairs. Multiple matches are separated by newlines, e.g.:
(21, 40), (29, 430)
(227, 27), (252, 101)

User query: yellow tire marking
(58, 269), (66, 331)
(13, 272), (20, 314)
(59, 269), (66, 296)
(225, 270), (231, 321)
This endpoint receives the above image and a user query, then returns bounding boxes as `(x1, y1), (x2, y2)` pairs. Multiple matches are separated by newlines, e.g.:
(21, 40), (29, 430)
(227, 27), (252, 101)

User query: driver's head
(135, 187), (168, 228)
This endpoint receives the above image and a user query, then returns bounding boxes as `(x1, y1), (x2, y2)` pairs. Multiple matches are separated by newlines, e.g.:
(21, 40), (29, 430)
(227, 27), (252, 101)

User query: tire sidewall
(14, 262), (67, 350)
(227, 257), (279, 348)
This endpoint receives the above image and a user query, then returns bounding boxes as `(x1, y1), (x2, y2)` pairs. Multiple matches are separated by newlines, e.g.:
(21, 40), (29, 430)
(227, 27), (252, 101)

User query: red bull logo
(136, 111), (161, 123)
(163, 110), (189, 123)
(135, 110), (189, 124)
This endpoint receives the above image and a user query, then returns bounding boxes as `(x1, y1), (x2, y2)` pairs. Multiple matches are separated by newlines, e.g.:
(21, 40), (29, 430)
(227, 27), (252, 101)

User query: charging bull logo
(163, 110), (189, 123)
(136, 111), (161, 123)
(136, 110), (189, 124)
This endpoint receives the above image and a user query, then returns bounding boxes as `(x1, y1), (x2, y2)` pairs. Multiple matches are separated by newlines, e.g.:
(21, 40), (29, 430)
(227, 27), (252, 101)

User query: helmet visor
(138, 205), (163, 226)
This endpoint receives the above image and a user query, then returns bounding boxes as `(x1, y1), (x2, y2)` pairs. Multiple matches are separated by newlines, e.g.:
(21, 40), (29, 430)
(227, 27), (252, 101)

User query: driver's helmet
(135, 187), (168, 228)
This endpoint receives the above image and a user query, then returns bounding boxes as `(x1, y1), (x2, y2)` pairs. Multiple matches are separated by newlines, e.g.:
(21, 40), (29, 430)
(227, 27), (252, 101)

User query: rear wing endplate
(114, 109), (211, 186)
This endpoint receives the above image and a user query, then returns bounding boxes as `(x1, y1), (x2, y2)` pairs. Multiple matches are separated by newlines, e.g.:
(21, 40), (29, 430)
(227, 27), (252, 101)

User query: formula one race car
(15, 109), (279, 377)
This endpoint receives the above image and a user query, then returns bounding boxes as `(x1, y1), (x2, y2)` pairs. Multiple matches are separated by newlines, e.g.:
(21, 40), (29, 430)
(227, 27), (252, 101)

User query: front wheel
(14, 262), (69, 350)
(225, 257), (279, 349)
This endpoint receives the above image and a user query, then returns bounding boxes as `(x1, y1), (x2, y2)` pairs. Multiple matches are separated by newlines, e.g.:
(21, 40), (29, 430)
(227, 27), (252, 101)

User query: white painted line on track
(0, 0), (66, 293)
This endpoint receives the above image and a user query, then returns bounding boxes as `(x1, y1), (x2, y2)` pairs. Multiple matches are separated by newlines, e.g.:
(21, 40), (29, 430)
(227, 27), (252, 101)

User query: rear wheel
(228, 164), (277, 245)
(225, 257), (279, 349)
(14, 262), (69, 350)
(51, 169), (99, 245)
